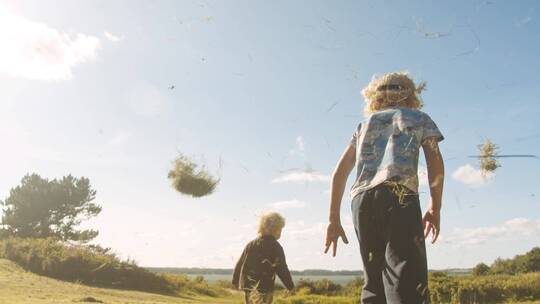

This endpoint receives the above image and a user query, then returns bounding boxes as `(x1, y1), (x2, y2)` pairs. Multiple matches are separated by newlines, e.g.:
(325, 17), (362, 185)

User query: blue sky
(0, 0), (539, 270)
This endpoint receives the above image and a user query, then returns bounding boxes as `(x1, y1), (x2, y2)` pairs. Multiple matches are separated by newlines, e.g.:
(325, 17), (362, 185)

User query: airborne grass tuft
(478, 139), (500, 174)
(167, 154), (220, 198)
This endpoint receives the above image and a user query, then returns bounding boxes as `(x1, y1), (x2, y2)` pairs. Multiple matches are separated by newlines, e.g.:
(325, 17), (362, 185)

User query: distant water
(187, 274), (361, 285)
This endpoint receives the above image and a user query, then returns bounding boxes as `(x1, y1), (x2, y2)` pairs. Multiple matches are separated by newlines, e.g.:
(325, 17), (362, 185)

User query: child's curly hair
(361, 71), (426, 116)
(257, 212), (285, 236)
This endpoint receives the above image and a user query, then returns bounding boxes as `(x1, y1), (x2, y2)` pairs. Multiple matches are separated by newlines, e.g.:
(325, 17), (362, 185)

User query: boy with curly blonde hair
(325, 72), (445, 304)
(233, 212), (294, 304)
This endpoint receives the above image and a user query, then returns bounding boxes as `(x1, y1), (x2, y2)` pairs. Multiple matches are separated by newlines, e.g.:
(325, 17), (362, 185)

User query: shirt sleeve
(275, 244), (294, 290)
(349, 123), (362, 147)
(232, 244), (249, 287)
(421, 114), (444, 144)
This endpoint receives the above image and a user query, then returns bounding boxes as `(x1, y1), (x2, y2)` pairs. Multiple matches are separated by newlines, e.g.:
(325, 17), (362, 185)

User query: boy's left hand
(422, 209), (440, 244)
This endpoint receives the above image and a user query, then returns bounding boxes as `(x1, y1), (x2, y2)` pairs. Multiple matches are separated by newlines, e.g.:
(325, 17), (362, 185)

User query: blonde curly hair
(361, 71), (426, 116)
(257, 212), (285, 236)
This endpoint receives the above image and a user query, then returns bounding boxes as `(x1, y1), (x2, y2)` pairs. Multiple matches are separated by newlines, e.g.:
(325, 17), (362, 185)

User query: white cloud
(283, 221), (354, 242)
(443, 218), (540, 247)
(515, 16), (532, 27)
(0, 7), (100, 80)
(284, 221), (327, 241)
(269, 199), (308, 210)
(289, 136), (305, 156)
(452, 164), (494, 187)
(272, 170), (330, 183)
(104, 31), (124, 42)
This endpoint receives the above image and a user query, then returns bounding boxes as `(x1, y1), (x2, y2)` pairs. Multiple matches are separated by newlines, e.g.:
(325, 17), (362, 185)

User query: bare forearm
(426, 154), (444, 211)
(329, 173), (348, 223)
(329, 145), (355, 223)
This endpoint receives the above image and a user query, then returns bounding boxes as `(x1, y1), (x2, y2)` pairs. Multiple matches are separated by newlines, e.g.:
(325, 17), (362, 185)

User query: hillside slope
(0, 259), (241, 304)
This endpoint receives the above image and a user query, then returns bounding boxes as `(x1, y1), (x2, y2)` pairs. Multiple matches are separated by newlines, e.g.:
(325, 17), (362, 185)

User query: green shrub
(160, 273), (228, 297)
(277, 272), (540, 304)
(0, 237), (228, 298)
(428, 272), (540, 304)
(429, 272), (459, 303)
(215, 279), (235, 289)
(473, 263), (491, 276)
(342, 277), (363, 298)
(274, 294), (356, 304)
(490, 247), (540, 275)
(0, 237), (171, 293)
(295, 278), (343, 296)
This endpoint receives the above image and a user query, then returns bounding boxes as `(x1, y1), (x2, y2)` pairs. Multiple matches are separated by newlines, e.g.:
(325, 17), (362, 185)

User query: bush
(295, 278), (342, 296)
(429, 272), (458, 304)
(428, 272), (540, 304)
(160, 273), (228, 297)
(276, 272), (540, 304)
(0, 237), (171, 293)
(490, 247), (540, 275)
(215, 279), (235, 289)
(491, 257), (518, 275)
(274, 294), (356, 304)
(342, 277), (363, 298)
(473, 263), (491, 276)
(0, 237), (228, 297)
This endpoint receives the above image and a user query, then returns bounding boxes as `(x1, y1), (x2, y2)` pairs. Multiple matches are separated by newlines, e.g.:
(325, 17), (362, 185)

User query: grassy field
(0, 259), (243, 304)
(3, 258), (540, 304)
(184, 274), (361, 286)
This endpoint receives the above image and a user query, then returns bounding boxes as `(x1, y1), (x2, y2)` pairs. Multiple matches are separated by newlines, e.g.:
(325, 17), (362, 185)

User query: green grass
(274, 294), (356, 304)
(0, 259), (243, 304)
(2, 257), (540, 304)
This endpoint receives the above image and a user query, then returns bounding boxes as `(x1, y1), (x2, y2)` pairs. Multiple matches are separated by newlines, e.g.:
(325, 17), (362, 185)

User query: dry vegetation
(0, 238), (232, 301)
(167, 154), (220, 198)
(478, 139), (501, 174)
(1, 238), (539, 303)
(0, 258), (241, 304)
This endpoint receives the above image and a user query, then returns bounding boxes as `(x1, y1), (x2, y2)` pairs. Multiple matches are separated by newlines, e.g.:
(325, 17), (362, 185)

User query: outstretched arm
(325, 144), (356, 257)
(422, 138), (444, 244)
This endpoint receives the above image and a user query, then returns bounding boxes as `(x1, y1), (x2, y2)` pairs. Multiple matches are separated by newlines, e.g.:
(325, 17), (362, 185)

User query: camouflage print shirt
(349, 106), (444, 198)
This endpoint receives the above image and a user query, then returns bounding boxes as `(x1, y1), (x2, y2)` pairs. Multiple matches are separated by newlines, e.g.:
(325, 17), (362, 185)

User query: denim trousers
(351, 183), (429, 304)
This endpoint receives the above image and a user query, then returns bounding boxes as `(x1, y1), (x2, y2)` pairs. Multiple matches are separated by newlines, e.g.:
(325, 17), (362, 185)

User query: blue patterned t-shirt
(349, 106), (444, 198)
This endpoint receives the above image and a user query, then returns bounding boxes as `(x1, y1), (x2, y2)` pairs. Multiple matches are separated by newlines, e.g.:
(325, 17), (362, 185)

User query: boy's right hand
(324, 222), (349, 257)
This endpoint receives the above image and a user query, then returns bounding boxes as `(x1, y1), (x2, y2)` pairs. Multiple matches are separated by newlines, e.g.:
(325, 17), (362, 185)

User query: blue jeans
(351, 183), (429, 304)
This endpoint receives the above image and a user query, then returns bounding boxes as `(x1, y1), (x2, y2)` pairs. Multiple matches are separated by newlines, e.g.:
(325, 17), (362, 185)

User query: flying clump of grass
(168, 154), (220, 198)
(469, 138), (538, 176)
(478, 139), (500, 174)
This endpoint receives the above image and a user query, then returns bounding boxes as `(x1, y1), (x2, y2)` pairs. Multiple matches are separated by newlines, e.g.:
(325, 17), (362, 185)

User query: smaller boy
(232, 212), (295, 304)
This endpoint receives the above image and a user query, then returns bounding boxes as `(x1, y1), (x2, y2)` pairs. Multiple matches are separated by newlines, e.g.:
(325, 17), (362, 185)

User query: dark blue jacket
(232, 235), (294, 292)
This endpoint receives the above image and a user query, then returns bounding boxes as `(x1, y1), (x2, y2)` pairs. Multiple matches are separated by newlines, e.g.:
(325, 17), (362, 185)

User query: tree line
(472, 247), (540, 276)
